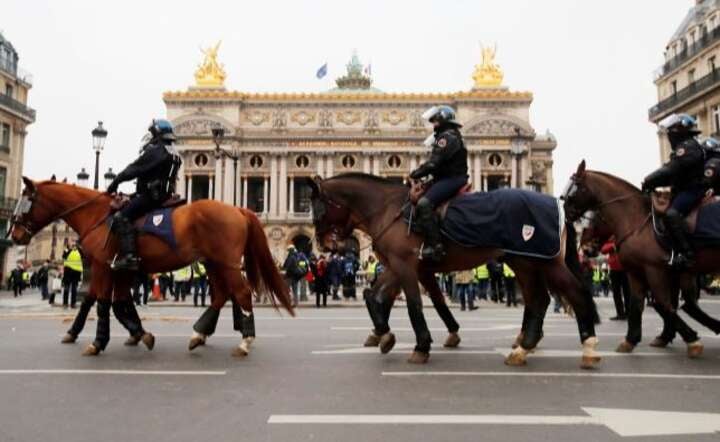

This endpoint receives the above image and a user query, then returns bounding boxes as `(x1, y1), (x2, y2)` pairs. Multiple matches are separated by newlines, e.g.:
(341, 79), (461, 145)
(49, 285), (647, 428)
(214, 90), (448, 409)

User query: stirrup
(111, 254), (140, 271)
(668, 250), (694, 269)
(419, 243), (446, 262)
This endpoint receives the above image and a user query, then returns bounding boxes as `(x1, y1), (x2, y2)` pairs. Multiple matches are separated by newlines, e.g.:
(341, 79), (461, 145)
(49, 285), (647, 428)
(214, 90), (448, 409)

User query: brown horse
(561, 161), (718, 357)
(578, 197), (720, 348)
(308, 173), (601, 368)
(10, 178), (293, 356)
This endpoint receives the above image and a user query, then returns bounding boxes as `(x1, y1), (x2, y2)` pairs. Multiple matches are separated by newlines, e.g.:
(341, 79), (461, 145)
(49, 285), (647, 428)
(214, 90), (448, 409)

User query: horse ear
(576, 160), (586, 176)
(307, 175), (323, 197)
(50, 174), (56, 182)
(21, 176), (36, 192)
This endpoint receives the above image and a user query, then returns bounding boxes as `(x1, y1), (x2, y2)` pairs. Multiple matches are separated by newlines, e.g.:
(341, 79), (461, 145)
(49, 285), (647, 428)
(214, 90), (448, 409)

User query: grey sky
(4, 0), (690, 194)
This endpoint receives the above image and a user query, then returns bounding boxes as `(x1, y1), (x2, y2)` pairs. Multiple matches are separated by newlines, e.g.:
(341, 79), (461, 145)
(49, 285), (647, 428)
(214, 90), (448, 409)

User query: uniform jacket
(411, 127), (468, 180)
(643, 138), (705, 192)
(114, 141), (181, 198)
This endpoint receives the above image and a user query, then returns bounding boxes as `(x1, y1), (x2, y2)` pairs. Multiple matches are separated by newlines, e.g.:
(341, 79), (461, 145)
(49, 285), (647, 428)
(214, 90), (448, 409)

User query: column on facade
(222, 157), (233, 205)
(235, 153), (243, 206)
(279, 154), (288, 216)
(363, 153), (371, 174)
(263, 177), (269, 213)
(176, 158), (186, 199)
(316, 155), (324, 178)
(326, 155), (334, 177)
(511, 155), (518, 188)
(187, 175), (193, 203)
(289, 176), (295, 213)
(209, 176), (214, 200)
(214, 158), (223, 201)
(270, 154), (279, 216)
(372, 153), (381, 175)
(242, 177), (248, 208)
(482, 174), (488, 192)
(520, 154), (530, 190)
(473, 152), (482, 191)
(410, 155), (417, 172)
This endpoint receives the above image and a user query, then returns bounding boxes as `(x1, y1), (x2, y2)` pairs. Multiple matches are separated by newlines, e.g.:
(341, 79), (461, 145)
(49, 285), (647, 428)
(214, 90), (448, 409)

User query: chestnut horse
(561, 161), (720, 357)
(10, 178), (294, 356)
(308, 173), (601, 368)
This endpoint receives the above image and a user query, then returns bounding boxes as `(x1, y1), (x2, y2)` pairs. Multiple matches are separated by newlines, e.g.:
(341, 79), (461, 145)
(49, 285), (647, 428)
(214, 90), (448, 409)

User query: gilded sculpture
(194, 41), (226, 88)
(472, 43), (504, 88)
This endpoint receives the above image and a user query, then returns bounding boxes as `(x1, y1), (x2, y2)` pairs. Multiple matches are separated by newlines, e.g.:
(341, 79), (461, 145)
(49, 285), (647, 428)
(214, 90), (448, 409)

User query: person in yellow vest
(172, 265), (192, 302)
(503, 263), (518, 307)
(62, 242), (83, 309)
(472, 264), (489, 301)
(192, 261), (208, 307)
(366, 256), (378, 286)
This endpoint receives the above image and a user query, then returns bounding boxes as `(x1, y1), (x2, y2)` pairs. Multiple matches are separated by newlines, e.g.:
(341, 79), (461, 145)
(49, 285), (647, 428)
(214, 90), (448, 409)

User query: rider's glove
(106, 180), (120, 194)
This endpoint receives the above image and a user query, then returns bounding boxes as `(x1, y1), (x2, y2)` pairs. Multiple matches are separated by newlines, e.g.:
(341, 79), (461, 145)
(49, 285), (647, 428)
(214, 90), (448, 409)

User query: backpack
(343, 259), (356, 277)
(295, 256), (309, 278)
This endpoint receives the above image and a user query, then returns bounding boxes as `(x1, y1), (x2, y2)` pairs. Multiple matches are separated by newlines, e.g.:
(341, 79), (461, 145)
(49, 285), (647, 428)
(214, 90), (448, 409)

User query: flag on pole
(364, 63), (372, 76)
(316, 63), (328, 79)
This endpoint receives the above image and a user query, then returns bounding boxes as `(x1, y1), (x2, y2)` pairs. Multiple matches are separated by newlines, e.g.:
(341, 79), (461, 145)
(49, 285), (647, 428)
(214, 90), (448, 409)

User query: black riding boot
(111, 214), (140, 271)
(665, 210), (695, 268)
(416, 197), (445, 261)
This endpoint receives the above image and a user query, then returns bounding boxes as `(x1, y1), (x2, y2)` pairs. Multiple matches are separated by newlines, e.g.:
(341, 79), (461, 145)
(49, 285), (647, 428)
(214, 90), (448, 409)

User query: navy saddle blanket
(692, 201), (720, 245)
(440, 188), (563, 259)
(136, 207), (177, 250)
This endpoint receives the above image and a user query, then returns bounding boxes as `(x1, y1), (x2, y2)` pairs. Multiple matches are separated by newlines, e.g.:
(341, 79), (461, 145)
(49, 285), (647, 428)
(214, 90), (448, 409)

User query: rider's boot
(111, 214), (140, 271)
(665, 209), (695, 269)
(416, 197), (445, 262)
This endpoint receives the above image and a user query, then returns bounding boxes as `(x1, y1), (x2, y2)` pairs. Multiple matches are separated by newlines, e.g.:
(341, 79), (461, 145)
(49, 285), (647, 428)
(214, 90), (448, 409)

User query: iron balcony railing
(0, 92), (36, 121)
(649, 70), (720, 119)
(656, 26), (720, 80)
(0, 58), (32, 86)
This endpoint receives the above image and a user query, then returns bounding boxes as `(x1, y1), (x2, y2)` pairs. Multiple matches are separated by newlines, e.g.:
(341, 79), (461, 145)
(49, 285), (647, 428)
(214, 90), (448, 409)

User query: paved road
(0, 294), (719, 442)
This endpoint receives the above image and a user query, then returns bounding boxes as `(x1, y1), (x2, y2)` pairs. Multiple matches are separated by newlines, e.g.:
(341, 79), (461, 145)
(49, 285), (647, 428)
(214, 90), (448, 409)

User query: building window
(341, 155), (356, 169)
(387, 155), (402, 168)
(671, 80), (678, 96)
(0, 167), (6, 198)
(488, 153), (503, 167)
(247, 177), (265, 213)
(194, 153), (209, 167)
(295, 155), (310, 168)
(713, 106), (720, 134)
(191, 175), (210, 201)
(293, 180), (313, 213)
(0, 123), (9, 149)
(250, 155), (263, 168)
(5, 84), (12, 98)
(688, 69), (695, 84)
(710, 56), (717, 75)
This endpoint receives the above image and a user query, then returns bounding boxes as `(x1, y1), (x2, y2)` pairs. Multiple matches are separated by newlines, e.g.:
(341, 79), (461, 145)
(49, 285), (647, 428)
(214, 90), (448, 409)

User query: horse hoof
(504, 351), (527, 366)
(379, 333), (396, 354)
(407, 351), (429, 364)
(615, 341), (635, 353)
(124, 336), (140, 346)
(188, 336), (206, 351)
(232, 346), (249, 358)
(580, 355), (602, 370)
(364, 333), (381, 347)
(511, 332), (524, 349)
(687, 341), (704, 359)
(82, 344), (99, 356)
(648, 337), (670, 348)
(60, 333), (77, 344)
(443, 332), (461, 348)
(141, 333), (155, 351)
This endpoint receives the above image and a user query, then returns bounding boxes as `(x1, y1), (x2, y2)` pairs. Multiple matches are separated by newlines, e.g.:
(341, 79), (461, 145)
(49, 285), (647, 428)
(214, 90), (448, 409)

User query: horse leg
(543, 259), (601, 369)
(388, 256), (432, 364)
(189, 271), (227, 351)
(679, 275), (720, 334)
(62, 292), (96, 344)
(617, 272), (647, 352)
(228, 275), (256, 358)
(418, 270), (461, 348)
(505, 265), (547, 366)
(362, 270), (399, 352)
(80, 263), (112, 356)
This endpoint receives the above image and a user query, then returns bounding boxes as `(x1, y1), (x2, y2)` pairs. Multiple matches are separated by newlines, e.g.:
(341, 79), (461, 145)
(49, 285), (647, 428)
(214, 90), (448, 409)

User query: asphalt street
(0, 292), (719, 442)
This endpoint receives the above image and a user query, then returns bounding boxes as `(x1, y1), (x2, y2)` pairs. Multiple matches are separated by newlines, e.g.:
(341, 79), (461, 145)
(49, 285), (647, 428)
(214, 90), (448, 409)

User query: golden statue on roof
(194, 41), (226, 88)
(472, 43), (504, 89)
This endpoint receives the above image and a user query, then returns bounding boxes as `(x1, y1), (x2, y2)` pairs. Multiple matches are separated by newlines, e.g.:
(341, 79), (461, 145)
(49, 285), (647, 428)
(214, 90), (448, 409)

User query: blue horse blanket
(137, 207), (177, 250)
(692, 201), (720, 245)
(441, 188), (563, 259)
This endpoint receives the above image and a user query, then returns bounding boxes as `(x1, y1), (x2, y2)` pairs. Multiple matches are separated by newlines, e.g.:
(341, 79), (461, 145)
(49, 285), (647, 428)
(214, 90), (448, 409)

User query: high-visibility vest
(64, 249), (83, 273)
(195, 262), (206, 277)
(503, 263), (515, 278)
(22, 271), (30, 282)
(593, 267), (602, 282)
(473, 265), (489, 281)
(367, 261), (377, 276)
(173, 266), (191, 282)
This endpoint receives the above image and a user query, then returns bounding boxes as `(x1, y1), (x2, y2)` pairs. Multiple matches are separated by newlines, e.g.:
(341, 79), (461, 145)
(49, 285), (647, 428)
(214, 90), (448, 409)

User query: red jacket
(600, 240), (623, 271)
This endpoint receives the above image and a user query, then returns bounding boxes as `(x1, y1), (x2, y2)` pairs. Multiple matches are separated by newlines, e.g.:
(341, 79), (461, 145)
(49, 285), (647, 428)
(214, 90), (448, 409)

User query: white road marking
(312, 346), (497, 355)
(381, 371), (720, 380)
(63, 333), (286, 339)
(268, 407), (720, 437)
(330, 325), (527, 332)
(493, 348), (670, 358)
(0, 369), (226, 376)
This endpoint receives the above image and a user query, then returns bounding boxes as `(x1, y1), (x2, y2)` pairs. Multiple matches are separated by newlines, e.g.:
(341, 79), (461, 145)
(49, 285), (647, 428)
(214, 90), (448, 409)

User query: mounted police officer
(106, 119), (182, 271)
(409, 105), (468, 261)
(642, 113), (705, 268)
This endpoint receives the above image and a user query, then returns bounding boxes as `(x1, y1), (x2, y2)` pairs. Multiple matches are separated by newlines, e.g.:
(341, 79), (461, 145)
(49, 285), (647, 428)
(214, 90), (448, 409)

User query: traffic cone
(152, 276), (162, 301)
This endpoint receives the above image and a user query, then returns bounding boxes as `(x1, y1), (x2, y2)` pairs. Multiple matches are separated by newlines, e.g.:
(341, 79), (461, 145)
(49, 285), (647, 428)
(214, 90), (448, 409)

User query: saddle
(108, 194), (186, 250)
(651, 188), (717, 241)
(109, 194), (186, 215)
(409, 179), (472, 218)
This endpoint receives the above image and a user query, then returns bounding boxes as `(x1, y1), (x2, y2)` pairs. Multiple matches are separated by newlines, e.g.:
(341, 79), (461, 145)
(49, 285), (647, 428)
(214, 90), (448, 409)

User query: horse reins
(582, 192), (650, 252)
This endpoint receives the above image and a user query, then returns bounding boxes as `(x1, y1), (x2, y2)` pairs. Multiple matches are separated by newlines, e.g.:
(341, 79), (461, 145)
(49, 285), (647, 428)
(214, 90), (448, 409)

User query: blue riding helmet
(148, 119), (177, 142)
(658, 113), (700, 135)
(422, 105), (462, 127)
(702, 137), (720, 151)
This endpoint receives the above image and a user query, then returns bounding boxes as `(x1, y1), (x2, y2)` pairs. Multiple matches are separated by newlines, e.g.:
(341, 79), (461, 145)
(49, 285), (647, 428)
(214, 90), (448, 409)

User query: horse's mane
(588, 170), (640, 193)
(326, 172), (403, 187)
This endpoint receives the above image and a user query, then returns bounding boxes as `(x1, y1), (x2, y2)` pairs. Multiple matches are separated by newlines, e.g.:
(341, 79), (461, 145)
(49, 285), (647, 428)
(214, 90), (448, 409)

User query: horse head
(561, 160), (599, 222)
(578, 211), (614, 258)
(10, 177), (55, 245)
(307, 176), (354, 252)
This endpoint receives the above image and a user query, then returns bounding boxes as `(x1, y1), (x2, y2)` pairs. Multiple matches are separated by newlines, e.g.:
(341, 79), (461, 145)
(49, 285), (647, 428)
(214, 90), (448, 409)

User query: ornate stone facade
(164, 51), (556, 261)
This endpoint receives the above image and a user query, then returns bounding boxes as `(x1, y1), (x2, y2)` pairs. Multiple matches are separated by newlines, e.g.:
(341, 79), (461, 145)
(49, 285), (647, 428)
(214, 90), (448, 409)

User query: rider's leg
(665, 188), (704, 267)
(415, 197), (444, 261)
(111, 194), (154, 271)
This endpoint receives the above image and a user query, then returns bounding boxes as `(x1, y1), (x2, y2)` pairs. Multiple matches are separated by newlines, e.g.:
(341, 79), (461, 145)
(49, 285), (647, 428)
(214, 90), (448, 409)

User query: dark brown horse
(10, 178), (293, 356)
(578, 199), (720, 348)
(308, 173), (601, 368)
(561, 161), (720, 357)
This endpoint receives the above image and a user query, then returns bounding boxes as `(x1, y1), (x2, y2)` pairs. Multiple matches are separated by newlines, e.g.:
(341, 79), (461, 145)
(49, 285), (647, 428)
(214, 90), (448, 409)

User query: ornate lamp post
(212, 127), (240, 206)
(103, 167), (117, 190)
(91, 121), (108, 190)
(510, 128), (528, 189)
(76, 168), (90, 187)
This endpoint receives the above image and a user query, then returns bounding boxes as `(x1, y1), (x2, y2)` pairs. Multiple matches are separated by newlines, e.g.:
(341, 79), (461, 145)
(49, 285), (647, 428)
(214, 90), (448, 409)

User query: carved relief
(467, 119), (533, 137)
(530, 160), (549, 183)
(382, 110), (406, 126)
(246, 111), (269, 126)
(364, 110), (380, 134)
(175, 119), (227, 136)
(409, 110), (425, 131)
(318, 109), (333, 128)
(272, 110), (287, 131)
(336, 110), (360, 125)
(291, 111), (316, 126)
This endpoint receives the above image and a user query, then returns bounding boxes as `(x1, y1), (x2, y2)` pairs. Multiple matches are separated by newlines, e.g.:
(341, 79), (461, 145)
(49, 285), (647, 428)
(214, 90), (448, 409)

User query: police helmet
(702, 137), (720, 151)
(422, 105), (462, 128)
(148, 119), (177, 142)
(658, 113), (701, 136)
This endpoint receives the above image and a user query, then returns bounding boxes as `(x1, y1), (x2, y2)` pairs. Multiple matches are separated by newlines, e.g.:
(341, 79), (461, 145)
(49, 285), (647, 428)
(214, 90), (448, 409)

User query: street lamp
(91, 121), (108, 190)
(76, 167), (90, 187)
(510, 128), (527, 189)
(103, 167), (117, 190)
(212, 127), (241, 206)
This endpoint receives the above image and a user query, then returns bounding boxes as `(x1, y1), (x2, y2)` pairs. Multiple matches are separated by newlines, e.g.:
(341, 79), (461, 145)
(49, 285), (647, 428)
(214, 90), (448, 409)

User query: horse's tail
(238, 208), (295, 316)
(564, 221), (600, 324)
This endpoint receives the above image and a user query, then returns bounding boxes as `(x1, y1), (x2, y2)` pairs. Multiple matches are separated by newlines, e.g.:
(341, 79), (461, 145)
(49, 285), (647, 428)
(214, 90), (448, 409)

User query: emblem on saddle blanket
(140, 208), (177, 250)
(152, 214), (164, 227)
(521, 224), (535, 242)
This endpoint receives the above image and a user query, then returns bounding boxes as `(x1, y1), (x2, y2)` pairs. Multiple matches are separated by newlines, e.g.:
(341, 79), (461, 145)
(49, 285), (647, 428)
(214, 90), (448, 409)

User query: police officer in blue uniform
(409, 105), (468, 261)
(642, 114), (705, 267)
(106, 119), (182, 271)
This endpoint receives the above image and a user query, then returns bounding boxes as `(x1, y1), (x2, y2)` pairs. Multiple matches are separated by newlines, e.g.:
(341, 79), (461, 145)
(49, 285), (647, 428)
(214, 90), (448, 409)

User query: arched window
(488, 153), (503, 167)
(250, 155), (264, 168)
(194, 154), (209, 167)
(387, 155), (402, 168)
(342, 155), (356, 169)
(296, 155), (310, 168)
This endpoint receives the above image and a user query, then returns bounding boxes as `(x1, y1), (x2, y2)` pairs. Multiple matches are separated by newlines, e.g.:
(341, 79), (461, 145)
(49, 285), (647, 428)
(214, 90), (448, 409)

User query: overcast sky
(4, 0), (692, 195)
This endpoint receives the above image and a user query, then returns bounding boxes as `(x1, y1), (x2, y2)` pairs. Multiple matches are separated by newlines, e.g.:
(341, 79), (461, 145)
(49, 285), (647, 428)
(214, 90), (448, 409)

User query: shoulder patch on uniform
(705, 168), (714, 177)
(437, 138), (447, 148)
(676, 147), (686, 157)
